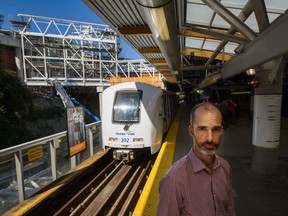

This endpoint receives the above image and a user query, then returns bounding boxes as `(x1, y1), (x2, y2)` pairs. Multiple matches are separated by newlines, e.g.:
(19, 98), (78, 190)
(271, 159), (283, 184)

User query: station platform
(133, 103), (288, 216)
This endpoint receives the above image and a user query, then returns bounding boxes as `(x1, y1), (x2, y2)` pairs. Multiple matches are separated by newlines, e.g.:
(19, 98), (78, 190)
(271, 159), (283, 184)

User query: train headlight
(109, 137), (118, 141)
(129, 152), (134, 160)
(133, 138), (143, 142)
(113, 151), (117, 159)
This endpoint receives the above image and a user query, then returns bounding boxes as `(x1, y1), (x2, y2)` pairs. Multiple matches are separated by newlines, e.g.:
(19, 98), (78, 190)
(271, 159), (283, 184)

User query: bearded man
(157, 102), (235, 216)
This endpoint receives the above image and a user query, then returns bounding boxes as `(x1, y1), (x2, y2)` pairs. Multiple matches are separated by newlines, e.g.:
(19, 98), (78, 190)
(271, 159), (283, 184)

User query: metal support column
(97, 86), (104, 150)
(50, 139), (58, 180)
(15, 47), (23, 81)
(15, 151), (25, 202)
(21, 34), (27, 84)
(70, 155), (76, 169)
(88, 128), (94, 156)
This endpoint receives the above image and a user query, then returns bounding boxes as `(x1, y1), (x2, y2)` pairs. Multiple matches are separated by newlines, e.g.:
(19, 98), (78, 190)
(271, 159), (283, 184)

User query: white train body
(101, 82), (177, 161)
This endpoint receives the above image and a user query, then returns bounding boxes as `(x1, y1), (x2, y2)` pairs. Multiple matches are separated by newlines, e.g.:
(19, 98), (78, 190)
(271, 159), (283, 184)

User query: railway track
(72, 157), (153, 216)
(12, 150), (154, 216)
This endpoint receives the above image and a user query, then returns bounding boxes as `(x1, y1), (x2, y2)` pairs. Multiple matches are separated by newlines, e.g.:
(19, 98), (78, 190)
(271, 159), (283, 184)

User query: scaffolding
(12, 14), (161, 87)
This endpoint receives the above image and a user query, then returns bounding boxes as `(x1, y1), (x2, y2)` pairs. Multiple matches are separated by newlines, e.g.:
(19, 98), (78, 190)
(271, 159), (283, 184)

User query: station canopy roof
(83, 0), (288, 92)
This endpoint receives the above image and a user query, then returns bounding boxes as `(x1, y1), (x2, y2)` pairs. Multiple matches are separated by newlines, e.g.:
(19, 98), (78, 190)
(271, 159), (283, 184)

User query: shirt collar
(188, 149), (221, 172)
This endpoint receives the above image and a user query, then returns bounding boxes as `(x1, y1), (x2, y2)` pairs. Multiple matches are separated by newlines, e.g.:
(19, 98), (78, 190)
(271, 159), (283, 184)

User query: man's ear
(188, 125), (194, 137)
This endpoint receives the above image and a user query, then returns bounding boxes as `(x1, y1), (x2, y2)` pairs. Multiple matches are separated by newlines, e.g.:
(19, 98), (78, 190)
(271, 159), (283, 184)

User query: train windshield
(113, 90), (142, 123)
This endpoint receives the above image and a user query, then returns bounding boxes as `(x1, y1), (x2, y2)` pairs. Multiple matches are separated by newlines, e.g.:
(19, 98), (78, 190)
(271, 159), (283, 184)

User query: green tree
(0, 66), (32, 148)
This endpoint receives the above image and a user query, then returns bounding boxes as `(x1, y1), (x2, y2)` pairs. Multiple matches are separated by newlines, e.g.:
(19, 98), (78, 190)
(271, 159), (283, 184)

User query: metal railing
(0, 121), (102, 214)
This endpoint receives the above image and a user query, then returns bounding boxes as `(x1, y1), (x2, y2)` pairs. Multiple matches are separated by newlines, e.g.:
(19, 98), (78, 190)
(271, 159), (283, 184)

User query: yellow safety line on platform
(133, 107), (181, 216)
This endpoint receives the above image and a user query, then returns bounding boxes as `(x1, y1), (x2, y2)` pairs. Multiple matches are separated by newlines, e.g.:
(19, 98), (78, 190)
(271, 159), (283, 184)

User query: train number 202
(121, 138), (129, 142)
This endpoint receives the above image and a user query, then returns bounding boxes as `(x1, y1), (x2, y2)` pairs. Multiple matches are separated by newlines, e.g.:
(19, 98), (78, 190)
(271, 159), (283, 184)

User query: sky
(0, 0), (143, 59)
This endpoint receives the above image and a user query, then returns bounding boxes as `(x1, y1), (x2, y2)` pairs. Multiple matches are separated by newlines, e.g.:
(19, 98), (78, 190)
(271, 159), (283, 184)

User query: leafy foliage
(27, 106), (65, 121)
(0, 66), (32, 148)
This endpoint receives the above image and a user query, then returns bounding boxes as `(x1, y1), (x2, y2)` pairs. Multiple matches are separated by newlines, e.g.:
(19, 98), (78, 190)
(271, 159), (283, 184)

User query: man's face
(189, 107), (223, 156)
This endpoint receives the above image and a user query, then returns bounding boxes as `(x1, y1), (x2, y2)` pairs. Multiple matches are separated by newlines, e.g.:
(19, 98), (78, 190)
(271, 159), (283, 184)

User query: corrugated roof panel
(143, 53), (164, 60)
(89, 0), (146, 26)
(119, 0), (147, 25)
(87, 1), (118, 26)
(126, 35), (157, 49)
(154, 63), (168, 66)
(144, 54), (164, 59)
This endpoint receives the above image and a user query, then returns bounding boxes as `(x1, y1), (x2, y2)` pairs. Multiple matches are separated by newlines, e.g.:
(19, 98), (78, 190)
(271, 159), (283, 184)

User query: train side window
(113, 90), (142, 123)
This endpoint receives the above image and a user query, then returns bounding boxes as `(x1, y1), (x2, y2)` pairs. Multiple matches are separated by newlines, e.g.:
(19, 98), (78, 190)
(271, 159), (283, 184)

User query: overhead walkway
(134, 103), (288, 216)
(1, 14), (162, 88)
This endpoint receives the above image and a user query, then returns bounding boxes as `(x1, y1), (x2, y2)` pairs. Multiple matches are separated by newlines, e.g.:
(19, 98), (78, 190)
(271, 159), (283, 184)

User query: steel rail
(54, 160), (118, 215)
(81, 164), (132, 215)
(106, 163), (145, 215)
(70, 160), (125, 215)
(116, 158), (153, 216)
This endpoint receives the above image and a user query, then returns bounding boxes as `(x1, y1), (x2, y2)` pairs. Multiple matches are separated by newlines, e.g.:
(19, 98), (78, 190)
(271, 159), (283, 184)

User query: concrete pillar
(15, 47), (24, 81)
(251, 58), (285, 175)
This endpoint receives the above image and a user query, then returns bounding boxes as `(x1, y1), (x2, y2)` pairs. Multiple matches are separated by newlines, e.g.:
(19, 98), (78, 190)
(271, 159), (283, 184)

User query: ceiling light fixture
(246, 68), (256, 76)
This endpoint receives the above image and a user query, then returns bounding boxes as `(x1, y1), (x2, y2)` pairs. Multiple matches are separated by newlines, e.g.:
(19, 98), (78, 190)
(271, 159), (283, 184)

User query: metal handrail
(0, 121), (102, 213)
(0, 131), (66, 157)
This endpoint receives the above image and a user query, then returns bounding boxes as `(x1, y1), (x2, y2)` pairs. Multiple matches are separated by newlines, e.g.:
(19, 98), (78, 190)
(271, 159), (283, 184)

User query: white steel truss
(13, 14), (161, 86)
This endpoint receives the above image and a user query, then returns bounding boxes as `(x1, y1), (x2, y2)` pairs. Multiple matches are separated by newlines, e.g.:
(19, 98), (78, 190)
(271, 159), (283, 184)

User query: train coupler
(113, 150), (135, 161)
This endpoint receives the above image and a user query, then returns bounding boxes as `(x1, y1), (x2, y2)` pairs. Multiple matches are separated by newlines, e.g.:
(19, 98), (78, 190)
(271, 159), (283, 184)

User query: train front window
(113, 90), (142, 123)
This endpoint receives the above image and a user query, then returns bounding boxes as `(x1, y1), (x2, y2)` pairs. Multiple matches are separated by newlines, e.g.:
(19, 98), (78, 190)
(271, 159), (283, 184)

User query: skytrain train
(101, 82), (178, 161)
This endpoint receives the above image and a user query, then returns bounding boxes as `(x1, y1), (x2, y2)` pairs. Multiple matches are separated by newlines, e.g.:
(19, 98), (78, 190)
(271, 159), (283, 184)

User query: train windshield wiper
(123, 123), (132, 131)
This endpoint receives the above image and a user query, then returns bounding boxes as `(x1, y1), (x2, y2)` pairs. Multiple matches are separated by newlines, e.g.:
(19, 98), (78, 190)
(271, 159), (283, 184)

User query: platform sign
(67, 107), (86, 157)
(252, 95), (282, 148)
(28, 146), (43, 162)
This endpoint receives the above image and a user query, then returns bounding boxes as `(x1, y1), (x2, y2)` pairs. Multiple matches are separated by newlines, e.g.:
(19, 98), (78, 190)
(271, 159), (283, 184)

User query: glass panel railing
(0, 152), (17, 213)
(0, 121), (102, 215)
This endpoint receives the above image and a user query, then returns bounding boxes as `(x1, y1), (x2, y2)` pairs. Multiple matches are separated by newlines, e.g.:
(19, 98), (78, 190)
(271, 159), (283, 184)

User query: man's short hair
(190, 102), (222, 125)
